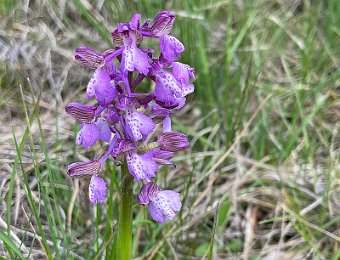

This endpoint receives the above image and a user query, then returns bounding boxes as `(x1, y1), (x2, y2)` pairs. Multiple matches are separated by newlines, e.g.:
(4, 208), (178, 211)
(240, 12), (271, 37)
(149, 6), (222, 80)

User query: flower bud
(65, 102), (95, 123)
(158, 132), (189, 152)
(149, 11), (175, 36)
(67, 161), (101, 177)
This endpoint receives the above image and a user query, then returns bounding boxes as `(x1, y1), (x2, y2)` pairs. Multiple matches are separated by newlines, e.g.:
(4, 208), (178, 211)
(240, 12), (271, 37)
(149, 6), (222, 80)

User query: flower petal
(87, 68), (114, 103)
(121, 44), (151, 75)
(158, 132), (189, 152)
(149, 11), (175, 36)
(65, 102), (95, 123)
(77, 123), (101, 150)
(125, 106), (155, 142)
(95, 119), (112, 142)
(151, 190), (181, 221)
(160, 35), (184, 62)
(74, 46), (104, 69)
(172, 62), (195, 86)
(154, 71), (182, 108)
(138, 182), (161, 205)
(89, 175), (107, 204)
(149, 202), (165, 223)
(126, 152), (158, 182)
(67, 161), (101, 177)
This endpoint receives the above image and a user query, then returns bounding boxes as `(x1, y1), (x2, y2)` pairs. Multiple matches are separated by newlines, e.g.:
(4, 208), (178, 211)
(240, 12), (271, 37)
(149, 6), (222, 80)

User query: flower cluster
(66, 11), (194, 223)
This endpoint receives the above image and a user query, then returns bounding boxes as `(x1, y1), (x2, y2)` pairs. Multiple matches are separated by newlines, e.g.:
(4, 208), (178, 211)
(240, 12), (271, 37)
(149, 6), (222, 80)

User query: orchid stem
(117, 161), (133, 260)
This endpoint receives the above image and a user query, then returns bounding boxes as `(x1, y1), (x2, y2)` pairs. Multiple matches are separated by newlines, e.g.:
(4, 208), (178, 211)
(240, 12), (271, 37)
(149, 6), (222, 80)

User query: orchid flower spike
(66, 11), (194, 223)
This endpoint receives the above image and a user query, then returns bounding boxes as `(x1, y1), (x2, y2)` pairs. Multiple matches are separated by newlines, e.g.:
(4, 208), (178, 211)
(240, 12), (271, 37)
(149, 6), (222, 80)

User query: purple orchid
(138, 182), (182, 223)
(66, 11), (194, 223)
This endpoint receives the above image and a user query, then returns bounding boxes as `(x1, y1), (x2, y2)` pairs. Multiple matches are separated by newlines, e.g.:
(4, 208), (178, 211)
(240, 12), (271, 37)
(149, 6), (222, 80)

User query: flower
(138, 182), (182, 223)
(158, 132), (189, 152)
(87, 68), (117, 104)
(76, 120), (111, 150)
(74, 46), (104, 69)
(160, 35), (185, 62)
(89, 175), (107, 204)
(154, 69), (184, 108)
(125, 105), (155, 142)
(65, 102), (96, 123)
(67, 160), (101, 177)
(147, 11), (175, 37)
(126, 151), (158, 182)
(112, 14), (151, 76)
(67, 11), (194, 218)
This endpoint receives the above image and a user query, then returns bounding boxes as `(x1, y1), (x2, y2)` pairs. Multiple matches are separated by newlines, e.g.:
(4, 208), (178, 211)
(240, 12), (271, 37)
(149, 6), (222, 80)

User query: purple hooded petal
(65, 102), (95, 123)
(125, 106), (156, 142)
(67, 161), (101, 177)
(121, 44), (151, 75)
(149, 11), (175, 36)
(89, 175), (107, 204)
(149, 190), (181, 222)
(126, 152), (158, 182)
(95, 119), (111, 142)
(154, 70), (183, 108)
(77, 123), (101, 150)
(160, 35), (184, 62)
(138, 182), (161, 205)
(74, 46), (104, 69)
(158, 132), (189, 152)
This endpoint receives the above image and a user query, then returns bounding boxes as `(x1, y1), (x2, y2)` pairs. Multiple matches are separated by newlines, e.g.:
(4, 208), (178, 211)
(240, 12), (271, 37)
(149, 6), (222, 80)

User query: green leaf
(0, 229), (25, 259)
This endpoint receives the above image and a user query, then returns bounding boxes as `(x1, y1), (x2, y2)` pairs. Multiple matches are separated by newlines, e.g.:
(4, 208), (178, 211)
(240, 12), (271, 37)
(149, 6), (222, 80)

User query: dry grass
(0, 0), (340, 259)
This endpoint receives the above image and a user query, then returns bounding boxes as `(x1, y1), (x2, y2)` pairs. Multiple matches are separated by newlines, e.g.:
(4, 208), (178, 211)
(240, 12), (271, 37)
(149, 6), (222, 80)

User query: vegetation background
(0, 0), (339, 259)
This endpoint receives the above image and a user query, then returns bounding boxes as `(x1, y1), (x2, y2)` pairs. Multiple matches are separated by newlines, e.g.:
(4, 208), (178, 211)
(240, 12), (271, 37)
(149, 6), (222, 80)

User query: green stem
(117, 161), (134, 260)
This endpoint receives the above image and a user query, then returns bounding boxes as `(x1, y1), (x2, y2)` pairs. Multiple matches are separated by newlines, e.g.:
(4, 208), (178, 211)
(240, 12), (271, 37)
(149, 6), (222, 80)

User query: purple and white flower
(66, 11), (194, 219)
(138, 182), (182, 223)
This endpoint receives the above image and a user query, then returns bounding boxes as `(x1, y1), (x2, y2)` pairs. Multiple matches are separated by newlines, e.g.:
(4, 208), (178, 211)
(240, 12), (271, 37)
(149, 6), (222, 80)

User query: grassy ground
(0, 0), (339, 259)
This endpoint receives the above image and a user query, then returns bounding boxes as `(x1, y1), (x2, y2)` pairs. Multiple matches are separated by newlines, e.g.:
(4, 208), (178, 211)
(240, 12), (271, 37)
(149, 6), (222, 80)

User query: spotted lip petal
(121, 43), (151, 75)
(89, 175), (107, 204)
(158, 132), (189, 152)
(172, 62), (195, 86)
(154, 70), (183, 108)
(125, 106), (156, 142)
(160, 35), (185, 62)
(149, 190), (182, 223)
(126, 152), (158, 182)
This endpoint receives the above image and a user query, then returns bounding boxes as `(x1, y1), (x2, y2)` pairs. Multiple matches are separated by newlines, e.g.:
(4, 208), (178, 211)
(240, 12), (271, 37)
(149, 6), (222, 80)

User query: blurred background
(0, 0), (339, 259)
